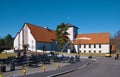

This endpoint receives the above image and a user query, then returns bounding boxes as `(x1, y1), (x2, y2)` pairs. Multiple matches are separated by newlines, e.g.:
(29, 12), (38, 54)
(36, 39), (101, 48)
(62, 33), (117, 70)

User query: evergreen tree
(4, 34), (14, 49)
(0, 34), (14, 52)
(56, 23), (69, 50)
(0, 38), (5, 52)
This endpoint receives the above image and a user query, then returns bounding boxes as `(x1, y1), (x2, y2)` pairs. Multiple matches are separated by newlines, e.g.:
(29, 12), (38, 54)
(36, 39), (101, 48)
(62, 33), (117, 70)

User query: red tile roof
(73, 32), (110, 44)
(26, 23), (56, 43)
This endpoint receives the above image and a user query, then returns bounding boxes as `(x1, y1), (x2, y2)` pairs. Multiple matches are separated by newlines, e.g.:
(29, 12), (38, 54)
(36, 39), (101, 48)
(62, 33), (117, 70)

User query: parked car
(105, 53), (111, 57)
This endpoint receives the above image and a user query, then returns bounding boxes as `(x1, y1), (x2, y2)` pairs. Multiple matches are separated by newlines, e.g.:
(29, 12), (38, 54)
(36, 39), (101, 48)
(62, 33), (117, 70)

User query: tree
(4, 34), (14, 49)
(56, 23), (69, 50)
(113, 30), (120, 52)
(0, 34), (14, 53)
(0, 38), (5, 53)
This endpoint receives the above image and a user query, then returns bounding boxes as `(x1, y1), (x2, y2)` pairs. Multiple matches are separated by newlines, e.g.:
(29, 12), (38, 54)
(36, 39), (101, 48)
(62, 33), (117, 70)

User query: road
(57, 58), (120, 77)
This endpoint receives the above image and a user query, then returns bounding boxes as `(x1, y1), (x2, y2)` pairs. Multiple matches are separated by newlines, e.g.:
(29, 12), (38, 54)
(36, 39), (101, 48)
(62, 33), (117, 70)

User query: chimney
(44, 27), (48, 29)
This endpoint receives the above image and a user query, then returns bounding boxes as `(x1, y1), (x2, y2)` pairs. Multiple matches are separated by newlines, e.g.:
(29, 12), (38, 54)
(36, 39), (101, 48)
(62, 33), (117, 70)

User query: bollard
(56, 63), (60, 69)
(42, 64), (46, 72)
(0, 71), (2, 77)
(23, 67), (27, 75)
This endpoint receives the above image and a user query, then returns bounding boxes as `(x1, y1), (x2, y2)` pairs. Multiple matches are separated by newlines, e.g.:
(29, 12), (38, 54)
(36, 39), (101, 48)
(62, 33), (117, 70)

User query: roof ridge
(78, 32), (110, 35)
(24, 22), (56, 42)
(25, 22), (55, 31)
(25, 22), (44, 28)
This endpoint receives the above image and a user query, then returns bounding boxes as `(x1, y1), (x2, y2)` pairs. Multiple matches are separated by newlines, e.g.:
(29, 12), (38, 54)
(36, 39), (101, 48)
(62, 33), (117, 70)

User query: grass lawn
(0, 53), (17, 59)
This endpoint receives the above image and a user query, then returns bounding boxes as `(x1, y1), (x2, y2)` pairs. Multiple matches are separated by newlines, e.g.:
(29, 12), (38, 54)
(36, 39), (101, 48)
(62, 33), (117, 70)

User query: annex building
(14, 23), (111, 54)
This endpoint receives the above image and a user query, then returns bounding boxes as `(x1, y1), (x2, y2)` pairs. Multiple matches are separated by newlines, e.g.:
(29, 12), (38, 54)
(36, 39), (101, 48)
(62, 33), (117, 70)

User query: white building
(14, 23), (57, 52)
(14, 23), (111, 53)
(73, 32), (111, 53)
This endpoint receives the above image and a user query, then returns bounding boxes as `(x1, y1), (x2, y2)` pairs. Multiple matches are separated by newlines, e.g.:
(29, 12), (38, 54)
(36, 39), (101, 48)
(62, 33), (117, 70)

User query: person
(17, 50), (21, 58)
(50, 51), (55, 56)
(117, 54), (119, 59)
(115, 53), (119, 60)
(43, 45), (45, 51)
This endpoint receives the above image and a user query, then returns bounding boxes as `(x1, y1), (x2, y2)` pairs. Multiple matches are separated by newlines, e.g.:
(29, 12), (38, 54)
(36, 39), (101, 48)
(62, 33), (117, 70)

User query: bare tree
(113, 30), (120, 52)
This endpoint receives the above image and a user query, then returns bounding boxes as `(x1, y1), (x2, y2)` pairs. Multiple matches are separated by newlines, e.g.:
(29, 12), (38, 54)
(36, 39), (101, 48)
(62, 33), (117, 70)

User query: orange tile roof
(73, 32), (110, 44)
(26, 23), (56, 43)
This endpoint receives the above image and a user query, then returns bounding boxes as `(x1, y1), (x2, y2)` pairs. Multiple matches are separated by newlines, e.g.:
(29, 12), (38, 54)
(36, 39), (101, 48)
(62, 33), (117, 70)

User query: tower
(65, 24), (79, 53)
(66, 24), (78, 41)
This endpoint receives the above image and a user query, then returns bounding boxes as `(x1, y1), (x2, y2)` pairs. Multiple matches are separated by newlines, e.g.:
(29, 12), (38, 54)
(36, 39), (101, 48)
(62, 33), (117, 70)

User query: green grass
(0, 53), (17, 59)
(58, 52), (107, 57)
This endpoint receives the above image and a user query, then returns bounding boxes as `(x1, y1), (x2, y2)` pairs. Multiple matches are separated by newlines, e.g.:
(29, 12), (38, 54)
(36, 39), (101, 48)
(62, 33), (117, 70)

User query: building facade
(14, 23), (111, 53)
(14, 23), (57, 52)
(73, 33), (110, 53)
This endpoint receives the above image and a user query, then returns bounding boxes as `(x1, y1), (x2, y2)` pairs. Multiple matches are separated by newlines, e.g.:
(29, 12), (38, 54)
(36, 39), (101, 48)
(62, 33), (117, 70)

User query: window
(94, 44), (96, 48)
(94, 50), (96, 53)
(84, 44), (86, 48)
(84, 50), (86, 53)
(89, 44), (91, 48)
(89, 50), (91, 53)
(79, 44), (81, 48)
(99, 44), (101, 48)
(99, 50), (101, 53)
(79, 50), (81, 53)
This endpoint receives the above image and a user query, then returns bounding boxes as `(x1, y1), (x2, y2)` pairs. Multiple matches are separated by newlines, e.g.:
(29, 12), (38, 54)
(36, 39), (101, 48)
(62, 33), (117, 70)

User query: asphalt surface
(57, 57), (120, 77)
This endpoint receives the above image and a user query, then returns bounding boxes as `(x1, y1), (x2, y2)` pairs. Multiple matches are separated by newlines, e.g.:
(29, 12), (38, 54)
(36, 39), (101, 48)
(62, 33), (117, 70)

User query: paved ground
(2, 59), (93, 77)
(2, 53), (92, 77)
(2, 62), (69, 77)
(13, 60), (93, 77)
(57, 57), (120, 77)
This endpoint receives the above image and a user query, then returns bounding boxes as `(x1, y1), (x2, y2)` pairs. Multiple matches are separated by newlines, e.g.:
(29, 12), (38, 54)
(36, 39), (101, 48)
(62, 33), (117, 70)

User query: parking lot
(2, 62), (70, 77)
(0, 53), (81, 77)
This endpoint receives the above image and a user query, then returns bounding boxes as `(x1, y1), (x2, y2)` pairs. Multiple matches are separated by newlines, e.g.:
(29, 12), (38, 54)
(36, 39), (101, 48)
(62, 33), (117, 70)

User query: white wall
(14, 29), (24, 50)
(27, 26), (36, 51)
(74, 44), (110, 53)
(14, 24), (58, 52)
(14, 33), (19, 50)
(67, 27), (78, 41)
(14, 24), (36, 51)
(67, 27), (74, 41)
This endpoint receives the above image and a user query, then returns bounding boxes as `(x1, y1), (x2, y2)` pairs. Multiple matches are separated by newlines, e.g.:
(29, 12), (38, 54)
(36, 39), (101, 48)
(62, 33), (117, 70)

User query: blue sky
(0, 0), (120, 37)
